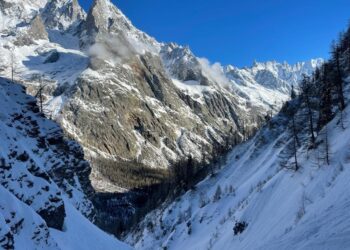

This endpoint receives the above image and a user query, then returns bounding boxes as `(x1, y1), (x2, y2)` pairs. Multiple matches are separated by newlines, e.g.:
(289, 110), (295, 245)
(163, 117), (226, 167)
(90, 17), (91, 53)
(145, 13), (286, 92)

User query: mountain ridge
(0, 0), (323, 239)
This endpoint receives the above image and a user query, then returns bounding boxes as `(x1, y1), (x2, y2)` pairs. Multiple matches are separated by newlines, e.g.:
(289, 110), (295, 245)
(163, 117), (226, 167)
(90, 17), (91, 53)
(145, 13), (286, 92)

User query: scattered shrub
(233, 221), (248, 235)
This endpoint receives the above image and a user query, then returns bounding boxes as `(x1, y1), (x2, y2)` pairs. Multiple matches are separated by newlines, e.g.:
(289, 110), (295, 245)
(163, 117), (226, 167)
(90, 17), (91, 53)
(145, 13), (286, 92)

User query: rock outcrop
(41, 0), (86, 31)
(0, 77), (108, 248)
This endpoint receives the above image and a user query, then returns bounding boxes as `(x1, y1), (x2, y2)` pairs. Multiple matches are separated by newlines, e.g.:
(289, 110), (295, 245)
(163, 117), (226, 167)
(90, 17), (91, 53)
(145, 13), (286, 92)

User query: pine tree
(318, 125), (331, 166)
(317, 64), (333, 130)
(212, 185), (222, 202)
(331, 42), (345, 111)
(291, 84), (297, 99)
(300, 75), (315, 146)
(324, 125), (330, 165)
(291, 113), (299, 171)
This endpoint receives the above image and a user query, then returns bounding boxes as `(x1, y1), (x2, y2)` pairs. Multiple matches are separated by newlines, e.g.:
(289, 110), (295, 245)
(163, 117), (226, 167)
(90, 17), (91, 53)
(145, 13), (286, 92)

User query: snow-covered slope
(126, 78), (350, 249)
(0, 0), (47, 31)
(0, 78), (131, 249)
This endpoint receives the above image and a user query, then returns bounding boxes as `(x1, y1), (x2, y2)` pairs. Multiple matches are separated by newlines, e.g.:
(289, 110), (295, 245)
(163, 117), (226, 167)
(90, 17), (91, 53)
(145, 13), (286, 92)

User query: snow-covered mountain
(0, 0), (324, 241)
(225, 59), (323, 111)
(0, 0), (47, 31)
(0, 78), (131, 249)
(41, 0), (85, 31)
(124, 24), (350, 248)
(0, 0), (320, 194)
(125, 68), (350, 250)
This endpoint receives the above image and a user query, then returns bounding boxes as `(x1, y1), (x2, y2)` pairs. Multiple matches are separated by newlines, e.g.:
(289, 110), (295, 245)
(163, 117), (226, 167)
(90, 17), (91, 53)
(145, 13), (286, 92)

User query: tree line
(281, 23), (350, 170)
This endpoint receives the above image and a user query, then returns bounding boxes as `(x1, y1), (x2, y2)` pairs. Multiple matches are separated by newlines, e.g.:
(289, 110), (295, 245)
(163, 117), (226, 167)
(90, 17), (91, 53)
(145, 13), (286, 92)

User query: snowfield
(50, 200), (132, 250)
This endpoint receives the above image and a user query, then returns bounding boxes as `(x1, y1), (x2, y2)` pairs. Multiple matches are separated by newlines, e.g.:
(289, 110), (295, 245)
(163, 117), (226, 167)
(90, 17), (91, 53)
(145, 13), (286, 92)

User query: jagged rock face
(85, 0), (131, 35)
(0, 0), (319, 193)
(28, 15), (48, 40)
(0, 78), (95, 247)
(82, 0), (159, 50)
(41, 0), (86, 31)
(224, 59), (323, 111)
(0, 0), (47, 31)
(14, 15), (48, 46)
(61, 52), (250, 179)
(161, 43), (208, 85)
(33, 0), (252, 190)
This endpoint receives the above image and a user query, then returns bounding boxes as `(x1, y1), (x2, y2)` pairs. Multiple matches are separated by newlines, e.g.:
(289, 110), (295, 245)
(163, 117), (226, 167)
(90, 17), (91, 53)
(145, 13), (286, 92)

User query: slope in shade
(0, 77), (131, 249)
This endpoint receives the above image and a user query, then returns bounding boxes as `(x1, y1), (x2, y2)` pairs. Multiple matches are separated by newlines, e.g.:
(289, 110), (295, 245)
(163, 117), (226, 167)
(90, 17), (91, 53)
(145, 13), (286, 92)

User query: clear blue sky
(79, 0), (350, 67)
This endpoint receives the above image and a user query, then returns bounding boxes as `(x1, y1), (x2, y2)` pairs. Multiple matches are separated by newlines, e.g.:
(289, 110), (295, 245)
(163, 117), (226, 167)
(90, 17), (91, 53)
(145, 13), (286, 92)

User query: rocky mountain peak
(41, 0), (86, 31)
(161, 43), (205, 83)
(83, 0), (159, 52)
(85, 0), (132, 36)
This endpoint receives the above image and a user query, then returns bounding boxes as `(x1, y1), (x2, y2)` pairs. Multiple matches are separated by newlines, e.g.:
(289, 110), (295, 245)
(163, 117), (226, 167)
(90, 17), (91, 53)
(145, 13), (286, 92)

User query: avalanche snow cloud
(89, 33), (141, 66)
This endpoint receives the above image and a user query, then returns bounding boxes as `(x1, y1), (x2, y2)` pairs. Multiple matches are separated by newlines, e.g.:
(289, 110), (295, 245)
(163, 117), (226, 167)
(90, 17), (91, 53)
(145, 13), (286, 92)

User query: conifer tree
(331, 42), (345, 111)
(300, 75), (316, 146)
(291, 85), (297, 99)
(318, 64), (333, 130)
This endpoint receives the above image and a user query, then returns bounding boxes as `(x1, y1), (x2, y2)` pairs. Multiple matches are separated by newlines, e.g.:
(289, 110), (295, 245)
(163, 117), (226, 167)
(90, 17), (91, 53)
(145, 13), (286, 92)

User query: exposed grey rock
(44, 49), (60, 63)
(41, 0), (86, 31)
(0, 78), (95, 234)
(14, 15), (48, 46)
(0, 0), (47, 31)
(161, 43), (207, 84)
(81, 0), (159, 50)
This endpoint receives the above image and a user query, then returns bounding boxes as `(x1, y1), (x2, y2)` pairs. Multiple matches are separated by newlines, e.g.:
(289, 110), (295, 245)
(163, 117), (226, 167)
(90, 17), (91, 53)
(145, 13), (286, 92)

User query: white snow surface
(50, 200), (132, 250)
(0, 0), (47, 30)
(224, 59), (324, 112)
(0, 78), (132, 249)
(126, 99), (350, 250)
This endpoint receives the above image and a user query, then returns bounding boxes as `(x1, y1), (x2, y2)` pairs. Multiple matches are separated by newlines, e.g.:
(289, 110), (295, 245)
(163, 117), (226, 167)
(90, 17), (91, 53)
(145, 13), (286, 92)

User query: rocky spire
(85, 0), (132, 37)
(82, 0), (159, 50)
(41, 0), (86, 31)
